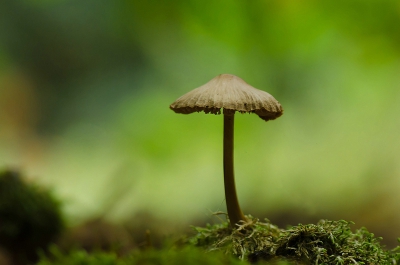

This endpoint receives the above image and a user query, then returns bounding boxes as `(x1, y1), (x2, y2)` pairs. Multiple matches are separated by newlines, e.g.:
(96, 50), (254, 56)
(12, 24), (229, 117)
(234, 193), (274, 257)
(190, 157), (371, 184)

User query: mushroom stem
(223, 113), (247, 225)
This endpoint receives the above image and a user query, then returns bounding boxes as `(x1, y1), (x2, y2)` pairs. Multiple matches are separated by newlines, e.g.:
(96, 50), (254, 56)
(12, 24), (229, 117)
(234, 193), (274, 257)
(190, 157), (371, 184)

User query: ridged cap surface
(170, 74), (283, 121)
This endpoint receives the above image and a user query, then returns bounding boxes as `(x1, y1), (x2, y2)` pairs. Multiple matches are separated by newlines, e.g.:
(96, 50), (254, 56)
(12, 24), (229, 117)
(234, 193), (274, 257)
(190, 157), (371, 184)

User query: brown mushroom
(170, 74), (283, 225)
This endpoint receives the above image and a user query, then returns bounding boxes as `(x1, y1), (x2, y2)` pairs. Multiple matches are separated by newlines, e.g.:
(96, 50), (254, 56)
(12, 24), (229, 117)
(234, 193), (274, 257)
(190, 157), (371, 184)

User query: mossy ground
(37, 245), (245, 265)
(37, 215), (400, 265)
(189, 214), (281, 260)
(190, 215), (400, 264)
(2, 170), (400, 264)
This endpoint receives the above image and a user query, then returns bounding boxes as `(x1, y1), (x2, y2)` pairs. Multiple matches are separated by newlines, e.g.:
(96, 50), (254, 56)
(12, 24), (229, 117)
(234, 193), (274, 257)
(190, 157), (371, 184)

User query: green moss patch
(190, 216), (400, 264)
(190, 215), (281, 260)
(38, 245), (245, 265)
(37, 216), (400, 264)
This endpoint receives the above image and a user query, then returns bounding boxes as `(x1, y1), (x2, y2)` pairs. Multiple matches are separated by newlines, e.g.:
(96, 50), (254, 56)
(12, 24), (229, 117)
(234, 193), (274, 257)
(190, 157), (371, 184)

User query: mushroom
(170, 74), (283, 225)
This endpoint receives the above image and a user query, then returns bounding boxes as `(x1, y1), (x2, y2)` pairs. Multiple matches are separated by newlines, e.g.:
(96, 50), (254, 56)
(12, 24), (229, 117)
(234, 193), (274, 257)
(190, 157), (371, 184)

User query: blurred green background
(0, 0), (399, 245)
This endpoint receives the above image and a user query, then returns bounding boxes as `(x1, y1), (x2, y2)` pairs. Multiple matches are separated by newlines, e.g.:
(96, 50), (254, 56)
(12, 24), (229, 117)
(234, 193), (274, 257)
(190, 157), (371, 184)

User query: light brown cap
(170, 74), (283, 121)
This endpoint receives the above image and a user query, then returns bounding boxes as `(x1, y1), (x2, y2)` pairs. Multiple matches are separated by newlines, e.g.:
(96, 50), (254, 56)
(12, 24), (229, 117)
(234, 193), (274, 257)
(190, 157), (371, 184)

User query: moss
(271, 220), (399, 264)
(189, 216), (400, 264)
(190, 215), (281, 260)
(3, 169), (399, 265)
(0, 169), (64, 264)
(130, 246), (245, 265)
(38, 245), (246, 265)
(38, 247), (122, 265)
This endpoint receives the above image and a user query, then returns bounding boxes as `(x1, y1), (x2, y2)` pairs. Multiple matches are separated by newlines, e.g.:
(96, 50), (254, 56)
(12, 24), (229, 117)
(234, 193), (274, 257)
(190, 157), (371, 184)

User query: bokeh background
(1, 0), (399, 246)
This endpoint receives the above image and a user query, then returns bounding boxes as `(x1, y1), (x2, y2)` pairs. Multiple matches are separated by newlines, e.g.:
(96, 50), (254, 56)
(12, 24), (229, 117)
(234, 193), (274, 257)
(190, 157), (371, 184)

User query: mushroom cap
(170, 74), (283, 121)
